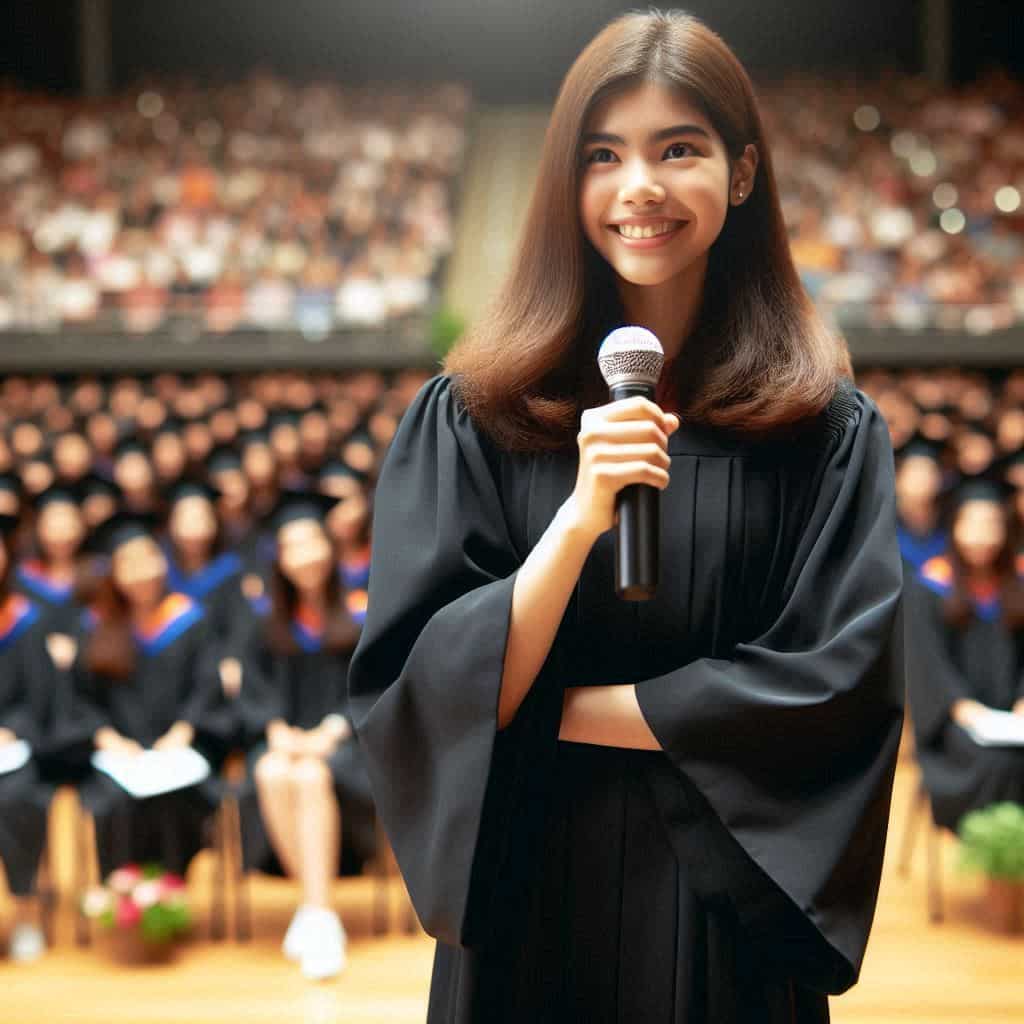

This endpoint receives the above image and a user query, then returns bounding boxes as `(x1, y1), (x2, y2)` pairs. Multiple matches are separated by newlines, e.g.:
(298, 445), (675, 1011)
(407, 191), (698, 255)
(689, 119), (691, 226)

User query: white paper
(91, 747), (211, 798)
(0, 739), (31, 776)
(963, 709), (1024, 747)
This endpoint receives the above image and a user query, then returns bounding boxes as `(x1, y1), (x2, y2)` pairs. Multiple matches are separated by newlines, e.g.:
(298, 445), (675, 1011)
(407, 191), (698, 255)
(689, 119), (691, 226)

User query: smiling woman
(444, 10), (850, 455)
(349, 9), (903, 1024)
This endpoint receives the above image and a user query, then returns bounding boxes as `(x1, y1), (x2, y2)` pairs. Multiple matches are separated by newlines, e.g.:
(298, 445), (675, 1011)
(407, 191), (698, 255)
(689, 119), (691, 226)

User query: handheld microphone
(597, 326), (665, 601)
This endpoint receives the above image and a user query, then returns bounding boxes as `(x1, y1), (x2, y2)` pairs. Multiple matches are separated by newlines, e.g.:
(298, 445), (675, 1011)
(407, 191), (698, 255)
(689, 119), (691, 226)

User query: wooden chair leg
(897, 777), (929, 877)
(926, 817), (944, 924)
(35, 828), (58, 947)
(227, 795), (252, 943)
(209, 803), (226, 942)
(74, 803), (95, 947)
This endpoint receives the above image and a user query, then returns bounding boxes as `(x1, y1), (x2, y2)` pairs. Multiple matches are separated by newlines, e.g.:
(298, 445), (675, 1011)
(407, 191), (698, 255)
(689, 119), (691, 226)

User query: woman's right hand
(952, 699), (989, 730)
(94, 726), (143, 757)
(564, 396), (679, 542)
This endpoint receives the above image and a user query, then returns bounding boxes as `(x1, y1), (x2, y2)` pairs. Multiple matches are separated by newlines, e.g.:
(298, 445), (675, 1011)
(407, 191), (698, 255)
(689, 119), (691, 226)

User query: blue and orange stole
(0, 594), (39, 651)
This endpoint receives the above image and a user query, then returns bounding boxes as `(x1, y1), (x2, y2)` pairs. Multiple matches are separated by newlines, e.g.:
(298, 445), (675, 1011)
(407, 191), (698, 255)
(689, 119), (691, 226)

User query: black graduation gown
(0, 595), (57, 894)
(12, 559), (81, 635)
(165, 549), (245, 639)
(904, 560), (1024, 831)
(348, 373), (905, 1024)
(229, 594), (377, 875)
(69, 595), (234, 876)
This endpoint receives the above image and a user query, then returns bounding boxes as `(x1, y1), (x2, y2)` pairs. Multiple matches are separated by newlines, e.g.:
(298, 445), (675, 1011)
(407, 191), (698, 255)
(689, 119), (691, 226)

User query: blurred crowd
(1, 363), (1024, 969)
(754, 69), (1024, 333)
(0, 75), (471, 337)
(3, 69), (1024, 340)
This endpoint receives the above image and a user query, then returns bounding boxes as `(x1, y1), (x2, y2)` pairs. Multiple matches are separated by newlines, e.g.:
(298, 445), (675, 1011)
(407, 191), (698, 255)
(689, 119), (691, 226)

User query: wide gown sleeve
(634, 386), (905, 995)
(347, 373), (566, 949)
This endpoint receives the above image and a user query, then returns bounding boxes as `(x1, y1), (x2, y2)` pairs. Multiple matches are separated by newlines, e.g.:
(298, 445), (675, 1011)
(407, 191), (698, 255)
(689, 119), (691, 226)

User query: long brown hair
(943, 503), (1024, 630)
(268, 532), (361, 657)
(445, 9), (847, 453)
(85, 574), (139, 680)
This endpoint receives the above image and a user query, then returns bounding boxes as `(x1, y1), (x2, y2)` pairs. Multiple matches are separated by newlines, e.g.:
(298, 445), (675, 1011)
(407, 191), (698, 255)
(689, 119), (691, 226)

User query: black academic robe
(347, 373), (905, 1024)
(0, 595), (58, 894)
(12, 559), (81, 635)
(904, 559), (1024, 831)
(229, 593), (377, 875)
(165, 548), (245, 639)
(68, 595), (233, 877)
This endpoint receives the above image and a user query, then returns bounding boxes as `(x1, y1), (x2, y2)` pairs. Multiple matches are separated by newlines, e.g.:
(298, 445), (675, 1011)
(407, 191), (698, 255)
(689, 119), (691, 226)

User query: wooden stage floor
(2, 756), (1022, 1023)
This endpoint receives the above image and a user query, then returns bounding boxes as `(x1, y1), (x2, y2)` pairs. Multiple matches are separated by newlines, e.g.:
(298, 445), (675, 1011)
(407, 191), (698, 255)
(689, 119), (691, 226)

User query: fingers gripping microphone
(597, 326), (665, 601)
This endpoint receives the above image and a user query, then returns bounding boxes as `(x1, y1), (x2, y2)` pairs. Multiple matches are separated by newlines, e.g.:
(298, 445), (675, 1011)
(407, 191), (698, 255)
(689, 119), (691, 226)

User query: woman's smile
(611, 219), (690, 247)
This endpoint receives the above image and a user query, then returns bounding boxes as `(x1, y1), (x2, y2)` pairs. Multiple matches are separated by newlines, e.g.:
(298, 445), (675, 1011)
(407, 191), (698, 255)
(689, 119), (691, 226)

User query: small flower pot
(100, 928), (178, 965)
(982, 877), (1024, 934)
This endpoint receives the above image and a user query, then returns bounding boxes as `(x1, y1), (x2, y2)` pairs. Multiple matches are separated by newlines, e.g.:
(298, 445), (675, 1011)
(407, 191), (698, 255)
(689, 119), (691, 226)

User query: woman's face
(112, 536), (167, 607)
(578, 81), (756, 290)
(37, 502), (85, 559)
(169, 496), (217, 553)
(953, 500), (1006, 571)
(277, 519), (333, 592)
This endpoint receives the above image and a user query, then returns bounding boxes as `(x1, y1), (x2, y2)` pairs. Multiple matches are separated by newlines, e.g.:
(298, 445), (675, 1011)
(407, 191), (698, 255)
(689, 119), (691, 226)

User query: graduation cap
(319, 459), (368, 486)
(896, 432), (944, 464)
(239, 429), (272, 453)
(166, 479), (222, 506)
(85, 509), (159, 557)
(0, 471), (23, 506)
(207, 445), (242, 474)
(0, 512), (19, 537)
(264, 489), (337, 535)
(113, 436), (150, 462)
(940, 472), (1015, 521)
(33, 482), (82, 510)
(79, 472), (120, 501)
(993, 448), (1024, 486)
(153, 415), (186, 439)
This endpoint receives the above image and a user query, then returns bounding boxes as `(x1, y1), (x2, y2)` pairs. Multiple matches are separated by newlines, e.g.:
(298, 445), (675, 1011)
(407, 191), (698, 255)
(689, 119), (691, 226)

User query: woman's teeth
(617, 221), (681, 239)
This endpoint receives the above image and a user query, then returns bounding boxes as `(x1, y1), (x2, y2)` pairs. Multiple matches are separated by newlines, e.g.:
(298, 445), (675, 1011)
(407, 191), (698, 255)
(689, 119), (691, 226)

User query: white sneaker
(282, 904), (315, 961)
(9, 922), (45, 962)
(299, 908), (348, 981)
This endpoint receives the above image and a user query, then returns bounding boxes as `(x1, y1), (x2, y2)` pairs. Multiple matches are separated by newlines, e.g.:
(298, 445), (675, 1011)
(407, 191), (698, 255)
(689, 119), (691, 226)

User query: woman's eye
(585, 142), (697, 165)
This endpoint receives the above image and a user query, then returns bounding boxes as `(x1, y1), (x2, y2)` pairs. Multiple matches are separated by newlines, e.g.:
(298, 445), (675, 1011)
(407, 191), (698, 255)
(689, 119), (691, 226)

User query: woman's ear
(731, 143), (759, 203)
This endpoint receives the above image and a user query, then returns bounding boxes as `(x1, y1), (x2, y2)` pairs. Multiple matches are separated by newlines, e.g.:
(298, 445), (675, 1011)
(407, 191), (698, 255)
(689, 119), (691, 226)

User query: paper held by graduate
(91, 746), (211, 798)
(0, 739), (31, 776)
(963, 708), (1024, 747)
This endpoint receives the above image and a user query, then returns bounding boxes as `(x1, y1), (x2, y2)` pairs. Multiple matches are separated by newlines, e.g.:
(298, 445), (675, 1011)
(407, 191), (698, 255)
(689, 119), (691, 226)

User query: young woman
(0, 511), (60, 961)
(14, 484), (88, 636)
(348, 11), (904, 1023)
(69, 513), (232, 877)
(234, 492), (376, 981)
(895, 434), (950, 574)
(905, 477), (1024, 832)
(163, 480), (244, 640)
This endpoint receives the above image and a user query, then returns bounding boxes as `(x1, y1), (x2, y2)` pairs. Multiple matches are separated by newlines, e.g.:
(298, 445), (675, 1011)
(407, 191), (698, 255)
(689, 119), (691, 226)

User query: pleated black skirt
(427, 740), (829, 1024)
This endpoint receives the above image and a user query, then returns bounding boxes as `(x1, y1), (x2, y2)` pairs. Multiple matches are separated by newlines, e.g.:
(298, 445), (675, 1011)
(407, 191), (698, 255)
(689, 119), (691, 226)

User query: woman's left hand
(1013, 698), (1024, 717)
(153, 721), (195, 751)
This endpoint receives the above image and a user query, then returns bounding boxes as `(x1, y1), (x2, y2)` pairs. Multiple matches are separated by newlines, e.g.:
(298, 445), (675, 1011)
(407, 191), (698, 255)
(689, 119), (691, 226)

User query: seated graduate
(318, 459), (372, 614)
(0, 509), (56, 961)
(232, 491), (376, 981)
(163, 479), (244, 640)
(207, 445), (261, 571)
(906, 475), (1024, 832)
(13, 483), (87, 637)
(67, 511), (233, 878)
(895, 434), (949, 574)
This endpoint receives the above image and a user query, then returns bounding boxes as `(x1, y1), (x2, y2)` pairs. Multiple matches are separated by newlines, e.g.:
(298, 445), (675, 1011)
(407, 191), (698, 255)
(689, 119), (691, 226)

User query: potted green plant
(957, 802), (1024, 933)
(81, 863), (192, 963)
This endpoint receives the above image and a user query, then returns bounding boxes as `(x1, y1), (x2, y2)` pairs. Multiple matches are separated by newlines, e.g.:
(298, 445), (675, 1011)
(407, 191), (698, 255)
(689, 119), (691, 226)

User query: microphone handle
(608, 381), (660, 601)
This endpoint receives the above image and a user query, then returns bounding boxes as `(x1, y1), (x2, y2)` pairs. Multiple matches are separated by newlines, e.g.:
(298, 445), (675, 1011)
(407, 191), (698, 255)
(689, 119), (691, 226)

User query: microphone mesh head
(597, 326), (665, 388)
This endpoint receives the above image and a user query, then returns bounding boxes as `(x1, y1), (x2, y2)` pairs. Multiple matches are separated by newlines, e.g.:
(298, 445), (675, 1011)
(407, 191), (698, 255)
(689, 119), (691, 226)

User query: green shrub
(957, 802), (1024, 881)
